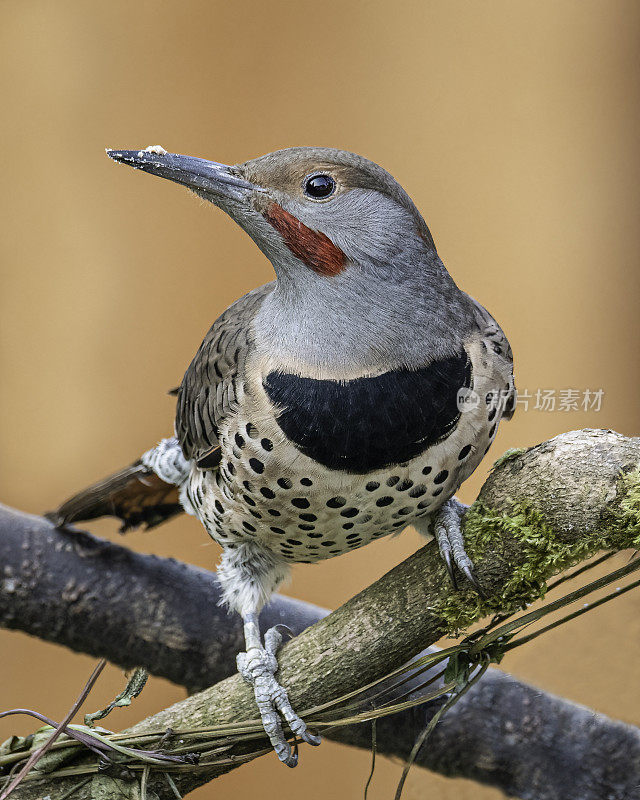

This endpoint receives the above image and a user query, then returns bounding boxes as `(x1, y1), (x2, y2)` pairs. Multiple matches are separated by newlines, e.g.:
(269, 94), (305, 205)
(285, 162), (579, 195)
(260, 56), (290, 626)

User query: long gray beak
(106, 148), (257, 201)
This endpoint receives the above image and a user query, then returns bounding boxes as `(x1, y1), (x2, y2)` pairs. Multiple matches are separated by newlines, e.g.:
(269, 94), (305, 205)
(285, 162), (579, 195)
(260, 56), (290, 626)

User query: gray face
(106, 146), (470, 372)
(107, 145), (437, 282)
(236, 147), (437, 278)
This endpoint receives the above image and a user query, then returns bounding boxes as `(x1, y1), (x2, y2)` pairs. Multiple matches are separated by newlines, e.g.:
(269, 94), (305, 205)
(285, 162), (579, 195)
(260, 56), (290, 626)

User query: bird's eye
(303, 173), (336, 200)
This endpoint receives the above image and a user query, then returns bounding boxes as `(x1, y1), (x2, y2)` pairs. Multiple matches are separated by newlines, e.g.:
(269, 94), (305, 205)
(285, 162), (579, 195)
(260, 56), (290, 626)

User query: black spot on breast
(277, 477), (292, 489)
(260, 487), (276, 499)
(263, 353), (472, 473)
(267, 508), (281, 516)
(340, 507), (359, 518)
(376, 496), (394, 507)
(458, 444), (472, 460)
(299, 513), (317, 522)
(422, 466), (432, 475)
(261, 438), (273, 451)
(396, 479), (413, 491)
(366, 481), (380, 491)
(235, 433), (245, 448)
(433, 470), (449, 484)
(327, 496), (346, 508)
(243, 521), (256, 532)
(246, 423), (259, 439)
(291, 497), (310, 509)
(300, 477), (313, 486)
(249, 458), (264, 474)
(409, 484), (427, 497)
(270, 526), (285, 534)
(387, 476), (400, 487)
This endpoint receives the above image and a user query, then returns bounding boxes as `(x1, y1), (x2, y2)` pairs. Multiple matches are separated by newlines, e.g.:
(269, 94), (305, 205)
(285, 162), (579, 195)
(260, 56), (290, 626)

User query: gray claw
(237, 624), (321, 765)
(436, 531), (458, 590)
(282, 744), (297, 768)
(272, 623), (295, 641)
(461, 564), (484, 597)
(434, 499), (481, 594)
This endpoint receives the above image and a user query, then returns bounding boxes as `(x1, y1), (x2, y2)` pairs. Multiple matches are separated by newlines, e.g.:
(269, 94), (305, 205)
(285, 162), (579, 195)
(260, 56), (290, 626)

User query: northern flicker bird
(53, 145), (516, 766)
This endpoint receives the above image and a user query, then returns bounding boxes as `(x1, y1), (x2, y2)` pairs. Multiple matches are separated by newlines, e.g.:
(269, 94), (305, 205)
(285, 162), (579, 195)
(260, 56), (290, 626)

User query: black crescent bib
(263, 352), (472, 474)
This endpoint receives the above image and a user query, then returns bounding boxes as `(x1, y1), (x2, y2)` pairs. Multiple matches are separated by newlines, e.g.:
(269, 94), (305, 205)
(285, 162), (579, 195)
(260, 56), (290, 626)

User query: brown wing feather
(51, 284), (272, 531)
(175, 283), (274, 465)
(48, 461), (182, 533)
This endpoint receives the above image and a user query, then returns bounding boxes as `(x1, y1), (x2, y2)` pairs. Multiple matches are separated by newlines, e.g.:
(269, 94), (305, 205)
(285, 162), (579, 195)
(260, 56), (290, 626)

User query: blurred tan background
(1, 1), (639, 797)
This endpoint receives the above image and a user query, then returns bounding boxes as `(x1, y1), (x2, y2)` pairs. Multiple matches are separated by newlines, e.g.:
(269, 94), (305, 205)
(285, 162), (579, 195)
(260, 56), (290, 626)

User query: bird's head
(106, 146), (439, 284)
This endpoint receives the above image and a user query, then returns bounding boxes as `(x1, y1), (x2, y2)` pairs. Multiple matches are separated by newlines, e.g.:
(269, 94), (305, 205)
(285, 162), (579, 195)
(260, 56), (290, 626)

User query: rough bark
(3, 504), (640, 799)
(0, 504), (323, 693)
(3, 429), (640, 799)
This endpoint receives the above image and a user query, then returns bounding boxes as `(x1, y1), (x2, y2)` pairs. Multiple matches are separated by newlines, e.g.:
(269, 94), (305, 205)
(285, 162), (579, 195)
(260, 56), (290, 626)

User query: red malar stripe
(263, 202), (346, 277)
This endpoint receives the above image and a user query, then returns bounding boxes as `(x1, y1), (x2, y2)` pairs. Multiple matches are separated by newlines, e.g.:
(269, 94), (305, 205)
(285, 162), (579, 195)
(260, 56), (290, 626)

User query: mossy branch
(6, 428), (640, 800)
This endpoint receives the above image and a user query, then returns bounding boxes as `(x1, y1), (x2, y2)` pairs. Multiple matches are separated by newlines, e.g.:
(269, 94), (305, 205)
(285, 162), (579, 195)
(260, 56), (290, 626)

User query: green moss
(433, 468), (640, 633)
(614, 468), (640, 548)
(491, 447), (528, 470)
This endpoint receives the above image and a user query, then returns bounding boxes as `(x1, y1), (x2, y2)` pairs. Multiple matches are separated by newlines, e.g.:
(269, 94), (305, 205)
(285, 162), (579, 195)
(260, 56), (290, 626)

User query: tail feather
(49, 458), (184, 534)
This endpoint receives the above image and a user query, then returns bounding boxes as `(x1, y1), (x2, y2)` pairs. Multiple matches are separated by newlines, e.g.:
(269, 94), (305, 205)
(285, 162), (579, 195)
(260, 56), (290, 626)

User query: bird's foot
(237, 626), (321, 767)
(434, 498), (483, 595)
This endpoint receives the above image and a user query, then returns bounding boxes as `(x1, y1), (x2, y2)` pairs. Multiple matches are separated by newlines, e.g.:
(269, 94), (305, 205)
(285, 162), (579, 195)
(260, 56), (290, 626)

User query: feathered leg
(217, 543), (321, 766)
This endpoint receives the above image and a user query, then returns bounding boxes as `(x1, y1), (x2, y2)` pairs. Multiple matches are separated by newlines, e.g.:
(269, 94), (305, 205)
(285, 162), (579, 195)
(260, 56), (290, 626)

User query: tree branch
(3, 429), (640, 800)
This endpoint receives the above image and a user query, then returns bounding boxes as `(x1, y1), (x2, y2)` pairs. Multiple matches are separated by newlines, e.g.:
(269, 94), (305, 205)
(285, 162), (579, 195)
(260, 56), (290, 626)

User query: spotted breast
(184, 327), (511, 565)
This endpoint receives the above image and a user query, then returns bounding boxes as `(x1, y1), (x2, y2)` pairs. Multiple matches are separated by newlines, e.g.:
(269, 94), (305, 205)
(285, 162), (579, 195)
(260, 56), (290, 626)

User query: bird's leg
(217, 543), (320, 766)
(237, 610), (321, 767)
(415, 498), (482, 593)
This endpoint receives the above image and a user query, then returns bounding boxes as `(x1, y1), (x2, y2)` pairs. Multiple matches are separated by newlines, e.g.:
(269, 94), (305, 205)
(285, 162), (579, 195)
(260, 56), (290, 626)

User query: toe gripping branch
(435, 498), (484, 596)
(237, 613), (321, 767)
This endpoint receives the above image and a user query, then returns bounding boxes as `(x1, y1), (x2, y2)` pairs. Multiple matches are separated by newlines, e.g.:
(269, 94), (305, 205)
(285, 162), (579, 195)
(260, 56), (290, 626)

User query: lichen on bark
(5, 429), (640, 800)
(433, 435), (640, 631)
